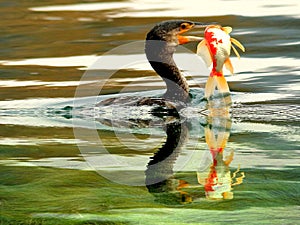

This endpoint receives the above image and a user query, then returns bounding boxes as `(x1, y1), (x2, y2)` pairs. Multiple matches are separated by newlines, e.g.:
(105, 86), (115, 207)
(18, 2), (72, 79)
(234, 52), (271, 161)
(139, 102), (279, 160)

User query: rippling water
(0, 0), (299, 224)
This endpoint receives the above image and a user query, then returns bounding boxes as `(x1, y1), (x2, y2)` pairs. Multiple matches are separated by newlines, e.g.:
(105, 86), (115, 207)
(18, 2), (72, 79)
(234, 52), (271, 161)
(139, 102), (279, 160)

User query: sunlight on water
(30, 0), (300, 18)
(0, 98), (73, 108)
(0, 80), (96, 87)
(0, 138), (87, 146)
(0, 55), (97, 68)
(29, 2), (132, 12)
(0, 158), (92, 171)
(1, 54), (299, 75)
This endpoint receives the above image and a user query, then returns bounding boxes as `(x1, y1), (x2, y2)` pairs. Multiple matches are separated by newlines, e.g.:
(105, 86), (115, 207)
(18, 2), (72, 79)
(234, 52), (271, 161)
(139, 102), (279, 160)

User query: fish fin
(197, 39), (212, 67)
(216, 131), (231, 148)
(222, 26), (232, 34)
(215, 76), (230, 94)
(205, 126), (217, 148)
(225, 58), (234, 75)
(231, 44), (241, 59)
(204, 75), (217, 99)
(230, 38), (245, 52)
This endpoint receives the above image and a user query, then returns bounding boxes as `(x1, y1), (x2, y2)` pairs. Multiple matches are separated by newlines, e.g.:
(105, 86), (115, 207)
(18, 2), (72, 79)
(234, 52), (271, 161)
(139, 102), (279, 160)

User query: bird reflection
(145, 105), (245, 204)
(95, 94), (244, 203)
(145, 116), (194, 204)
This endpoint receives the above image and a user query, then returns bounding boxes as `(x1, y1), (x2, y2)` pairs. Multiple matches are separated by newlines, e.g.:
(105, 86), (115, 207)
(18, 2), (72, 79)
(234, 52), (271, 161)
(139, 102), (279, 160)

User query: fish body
(197, 25), (245, 101)
(204, 26), (232, 76)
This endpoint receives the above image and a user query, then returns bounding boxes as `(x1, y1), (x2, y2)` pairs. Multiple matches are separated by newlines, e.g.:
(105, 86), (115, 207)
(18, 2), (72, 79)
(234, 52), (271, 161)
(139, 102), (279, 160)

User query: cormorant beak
(193, 22), (214, 29)
(177, 22), (216, 45)
(178, 35), (203, 44)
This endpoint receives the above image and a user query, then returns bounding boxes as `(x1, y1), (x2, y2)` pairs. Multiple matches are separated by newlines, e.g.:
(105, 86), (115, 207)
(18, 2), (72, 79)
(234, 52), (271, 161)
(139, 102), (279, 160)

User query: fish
(197, 25), (245, 101)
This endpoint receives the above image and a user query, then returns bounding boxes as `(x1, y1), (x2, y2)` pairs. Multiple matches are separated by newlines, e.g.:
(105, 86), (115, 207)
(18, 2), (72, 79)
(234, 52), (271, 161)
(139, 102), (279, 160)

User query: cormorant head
(144, 20), (214, 102)
(146, 20), (210, 46)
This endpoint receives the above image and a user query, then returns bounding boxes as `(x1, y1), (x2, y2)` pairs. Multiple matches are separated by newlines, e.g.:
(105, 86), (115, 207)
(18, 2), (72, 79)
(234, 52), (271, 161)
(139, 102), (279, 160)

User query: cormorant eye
(180, 24), (187, 29)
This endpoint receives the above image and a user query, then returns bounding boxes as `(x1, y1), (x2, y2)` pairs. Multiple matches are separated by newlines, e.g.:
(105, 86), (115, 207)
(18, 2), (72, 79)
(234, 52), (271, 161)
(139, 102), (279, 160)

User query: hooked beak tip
(193, 22), (219, 28)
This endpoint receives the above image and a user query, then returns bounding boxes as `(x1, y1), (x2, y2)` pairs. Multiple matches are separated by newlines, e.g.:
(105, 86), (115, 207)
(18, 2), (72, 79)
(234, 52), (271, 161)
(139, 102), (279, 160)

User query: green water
(0, 0), (299, 224)
(1, 165), (299, 224)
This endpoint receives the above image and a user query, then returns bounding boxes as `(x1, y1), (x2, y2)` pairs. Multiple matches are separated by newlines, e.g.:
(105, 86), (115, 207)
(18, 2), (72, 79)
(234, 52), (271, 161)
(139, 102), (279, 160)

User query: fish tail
(209, 70), (229, 93)
(214, 75), (232, 106)
(214, 75), (230, 94)
(205, 70), (226, 99)
(204, 75), (217, 99)
(207, 70), (232, 105)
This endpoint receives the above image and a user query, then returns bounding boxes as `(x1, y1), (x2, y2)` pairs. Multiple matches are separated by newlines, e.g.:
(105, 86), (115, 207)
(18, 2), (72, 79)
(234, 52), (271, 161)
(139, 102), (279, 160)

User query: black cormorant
(145, 20), (208, 103)
(99, 20), (210, 108)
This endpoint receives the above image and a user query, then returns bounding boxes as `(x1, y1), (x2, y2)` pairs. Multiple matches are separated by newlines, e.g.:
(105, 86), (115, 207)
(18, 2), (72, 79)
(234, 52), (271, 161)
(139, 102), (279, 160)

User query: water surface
(0, 0), (299, 224)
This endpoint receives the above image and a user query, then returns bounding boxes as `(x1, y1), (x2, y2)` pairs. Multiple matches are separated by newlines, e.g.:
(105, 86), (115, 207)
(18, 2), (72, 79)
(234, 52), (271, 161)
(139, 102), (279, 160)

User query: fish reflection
(145, 107), (245, 203)
(197, 110), (245, 200)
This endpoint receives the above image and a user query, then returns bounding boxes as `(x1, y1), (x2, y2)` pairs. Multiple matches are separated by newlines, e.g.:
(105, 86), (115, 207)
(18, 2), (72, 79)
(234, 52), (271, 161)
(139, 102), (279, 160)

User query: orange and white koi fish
(197, 25), (245, 101)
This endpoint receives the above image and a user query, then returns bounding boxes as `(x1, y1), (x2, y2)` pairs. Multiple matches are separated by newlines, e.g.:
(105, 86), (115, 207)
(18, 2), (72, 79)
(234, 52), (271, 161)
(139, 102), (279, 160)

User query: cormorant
(145, 20), (208, 103)
(99, 20), (210, 109)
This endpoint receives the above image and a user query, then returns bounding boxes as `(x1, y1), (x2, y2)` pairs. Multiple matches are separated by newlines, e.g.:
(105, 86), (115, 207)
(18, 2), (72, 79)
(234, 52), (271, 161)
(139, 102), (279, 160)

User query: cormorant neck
(145, 40), (190, 102)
